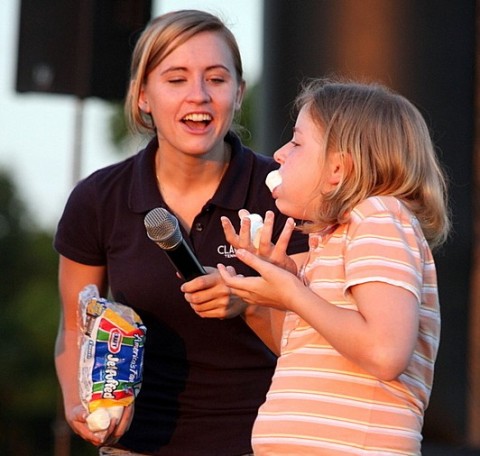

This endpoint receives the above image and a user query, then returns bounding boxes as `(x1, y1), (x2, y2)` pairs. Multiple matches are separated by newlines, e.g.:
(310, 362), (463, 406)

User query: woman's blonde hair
(297, 78), (450, 250)
(125, 9), (244, 135)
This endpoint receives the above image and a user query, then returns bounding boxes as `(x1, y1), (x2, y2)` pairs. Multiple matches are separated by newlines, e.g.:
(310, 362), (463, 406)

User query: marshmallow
(246, 214), (264, 248)
(86, 406), (124, 432)
(265, 170), (282, 192)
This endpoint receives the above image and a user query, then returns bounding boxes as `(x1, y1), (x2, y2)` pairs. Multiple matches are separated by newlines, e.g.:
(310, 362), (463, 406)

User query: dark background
(258, 1), (476, 449)
(13, 0), (478, 454)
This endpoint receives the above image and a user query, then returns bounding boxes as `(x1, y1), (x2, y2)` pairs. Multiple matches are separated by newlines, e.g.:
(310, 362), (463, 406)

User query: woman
(54, 10), (307, 456)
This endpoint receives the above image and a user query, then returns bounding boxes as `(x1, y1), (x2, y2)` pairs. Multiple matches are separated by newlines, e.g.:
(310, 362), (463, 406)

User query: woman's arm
(182, 211), (307, 354)
(55, 256), (113, 446)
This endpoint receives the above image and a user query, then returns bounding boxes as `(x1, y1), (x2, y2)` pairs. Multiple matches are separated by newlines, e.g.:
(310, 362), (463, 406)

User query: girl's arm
(218, 249), (419, 381)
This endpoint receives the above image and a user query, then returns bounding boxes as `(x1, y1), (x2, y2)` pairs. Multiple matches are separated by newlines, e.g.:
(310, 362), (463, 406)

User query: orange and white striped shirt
(252, 196), (440, 455)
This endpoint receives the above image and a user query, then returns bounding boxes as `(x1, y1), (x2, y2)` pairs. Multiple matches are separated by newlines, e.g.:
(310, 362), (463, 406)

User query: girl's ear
(326, 151), (351, 188)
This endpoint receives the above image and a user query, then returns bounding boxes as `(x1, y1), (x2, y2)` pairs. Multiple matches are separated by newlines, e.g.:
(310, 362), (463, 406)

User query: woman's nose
(187, 79), (211, 102)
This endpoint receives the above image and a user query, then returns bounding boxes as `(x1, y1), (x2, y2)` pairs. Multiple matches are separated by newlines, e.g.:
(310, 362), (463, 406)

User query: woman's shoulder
(75, 140), (154, 194)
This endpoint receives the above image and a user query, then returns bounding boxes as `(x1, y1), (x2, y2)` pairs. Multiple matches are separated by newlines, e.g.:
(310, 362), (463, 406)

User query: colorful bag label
(79, 285), (147, 413)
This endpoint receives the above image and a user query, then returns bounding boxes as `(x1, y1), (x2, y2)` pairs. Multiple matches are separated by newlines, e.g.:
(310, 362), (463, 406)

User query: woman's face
(139, 31), (244, 158)
(272, 106), (335, 220)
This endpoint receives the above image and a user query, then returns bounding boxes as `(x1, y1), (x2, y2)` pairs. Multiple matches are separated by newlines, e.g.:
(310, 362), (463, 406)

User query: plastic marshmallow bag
(78, 285), (147, 433)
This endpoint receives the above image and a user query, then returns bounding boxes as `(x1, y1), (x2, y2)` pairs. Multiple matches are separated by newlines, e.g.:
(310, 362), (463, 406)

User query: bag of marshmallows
(78, 285), (146, 433)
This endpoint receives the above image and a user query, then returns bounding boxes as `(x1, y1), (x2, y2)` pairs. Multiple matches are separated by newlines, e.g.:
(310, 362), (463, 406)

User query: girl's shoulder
(352, 196), (414, 222)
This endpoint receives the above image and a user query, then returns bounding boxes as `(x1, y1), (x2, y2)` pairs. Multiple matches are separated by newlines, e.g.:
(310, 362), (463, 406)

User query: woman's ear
(235, 80), (246, 111)
(138, 86), (150, 113)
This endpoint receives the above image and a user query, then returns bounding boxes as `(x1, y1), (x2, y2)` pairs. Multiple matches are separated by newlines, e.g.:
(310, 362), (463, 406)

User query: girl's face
(138, 31), (244, 159)
(273, 106), (342, 220)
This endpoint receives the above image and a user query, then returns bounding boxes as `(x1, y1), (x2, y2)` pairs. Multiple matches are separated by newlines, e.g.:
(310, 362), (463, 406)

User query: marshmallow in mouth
(265, 170), (282, 192)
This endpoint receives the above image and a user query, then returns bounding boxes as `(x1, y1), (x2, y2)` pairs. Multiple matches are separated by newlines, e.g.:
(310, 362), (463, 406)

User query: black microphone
(144, 208), (206, 281)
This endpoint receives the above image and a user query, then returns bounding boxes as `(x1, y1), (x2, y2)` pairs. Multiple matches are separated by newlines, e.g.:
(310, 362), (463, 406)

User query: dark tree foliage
(0, 170), (96, 456)
(0, 83), (261, 455)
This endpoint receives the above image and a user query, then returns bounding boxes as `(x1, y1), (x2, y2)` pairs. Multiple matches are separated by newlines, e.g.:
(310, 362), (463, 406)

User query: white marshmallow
(265, 170), (282, 192)
(86, 406), (124, 432)
(246, 214), (264, 248)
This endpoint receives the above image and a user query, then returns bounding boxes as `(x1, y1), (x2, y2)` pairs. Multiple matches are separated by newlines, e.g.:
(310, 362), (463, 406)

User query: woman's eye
(290, 140), (299, 147)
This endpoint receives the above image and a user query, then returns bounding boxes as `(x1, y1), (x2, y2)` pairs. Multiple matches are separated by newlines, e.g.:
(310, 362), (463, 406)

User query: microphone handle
(163, 239), (206, 281)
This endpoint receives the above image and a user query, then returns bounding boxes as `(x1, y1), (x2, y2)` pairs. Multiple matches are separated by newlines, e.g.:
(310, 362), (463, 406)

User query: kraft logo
(217, 244), (236, 259)
(108, 328), (123, 354)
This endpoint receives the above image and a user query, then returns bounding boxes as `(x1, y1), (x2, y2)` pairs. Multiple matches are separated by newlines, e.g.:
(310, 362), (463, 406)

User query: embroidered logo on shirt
(217, 244), (236, 259)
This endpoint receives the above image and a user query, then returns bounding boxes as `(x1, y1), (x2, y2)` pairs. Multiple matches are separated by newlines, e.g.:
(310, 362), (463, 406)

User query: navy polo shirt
(55, 132), (308, 455)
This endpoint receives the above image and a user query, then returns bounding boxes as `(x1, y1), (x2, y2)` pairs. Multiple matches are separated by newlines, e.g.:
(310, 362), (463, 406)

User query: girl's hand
(181, 266), (247, 318)
(221, 210), (298, 274)
(217, 248), (302, 311)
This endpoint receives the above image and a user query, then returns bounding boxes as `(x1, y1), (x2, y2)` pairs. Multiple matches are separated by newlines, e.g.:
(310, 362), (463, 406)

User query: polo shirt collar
(128, 132), (254, 214)
(210, 131), (253, 211)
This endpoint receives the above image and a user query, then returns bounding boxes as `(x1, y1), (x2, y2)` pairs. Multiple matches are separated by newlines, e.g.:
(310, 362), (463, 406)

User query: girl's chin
(275, 199), (302, 220)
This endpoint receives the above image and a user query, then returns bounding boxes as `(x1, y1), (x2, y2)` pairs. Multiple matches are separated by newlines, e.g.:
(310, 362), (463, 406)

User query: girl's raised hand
(217, 248), (301, 311)
(221, 210), (298, 274)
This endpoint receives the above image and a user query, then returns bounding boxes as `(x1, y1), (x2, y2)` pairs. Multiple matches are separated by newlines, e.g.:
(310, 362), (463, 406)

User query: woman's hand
(181, 266), (247, 318)
(101, 404), (134, 447)
(65, 403), (110, 447)
(65, 402), (134, 447)
(221, 209), (298, 274)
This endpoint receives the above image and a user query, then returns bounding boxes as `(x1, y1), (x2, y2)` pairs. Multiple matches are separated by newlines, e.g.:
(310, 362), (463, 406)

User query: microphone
(144, 208), (206, 281)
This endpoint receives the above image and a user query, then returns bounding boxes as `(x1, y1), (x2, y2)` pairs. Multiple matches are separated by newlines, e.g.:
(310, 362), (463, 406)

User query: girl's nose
(273, 142), (288, 164)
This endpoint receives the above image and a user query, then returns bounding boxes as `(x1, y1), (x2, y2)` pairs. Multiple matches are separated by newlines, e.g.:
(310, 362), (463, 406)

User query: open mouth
(182, 113), (212, 130)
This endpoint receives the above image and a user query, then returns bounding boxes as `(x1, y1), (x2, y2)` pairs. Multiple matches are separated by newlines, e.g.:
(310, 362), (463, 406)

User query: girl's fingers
(257, 211), (274, 250)
(221, 214), (255, 249)
(238, 209), (250, 218)
(273, 217), (296, 253)
(220, 216), (238, 245)
(238, 215), (253, 248)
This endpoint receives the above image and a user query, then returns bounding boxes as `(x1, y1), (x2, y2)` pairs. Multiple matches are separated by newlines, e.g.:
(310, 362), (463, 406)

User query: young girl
(219, 78), (450, 455)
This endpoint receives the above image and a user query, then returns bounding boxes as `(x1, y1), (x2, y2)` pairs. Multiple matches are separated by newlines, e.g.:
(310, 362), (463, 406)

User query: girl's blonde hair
(125, 9), (244, 135)
(297, 78), (450, 249)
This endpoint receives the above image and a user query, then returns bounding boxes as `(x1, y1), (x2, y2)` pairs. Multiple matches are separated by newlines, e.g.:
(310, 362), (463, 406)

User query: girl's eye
(168, 79), (186, 84)
(290, 140), (299, 147)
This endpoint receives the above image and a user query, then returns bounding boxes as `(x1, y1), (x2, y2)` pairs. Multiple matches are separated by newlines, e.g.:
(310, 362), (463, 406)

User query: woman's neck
(154, 142), (231, 230)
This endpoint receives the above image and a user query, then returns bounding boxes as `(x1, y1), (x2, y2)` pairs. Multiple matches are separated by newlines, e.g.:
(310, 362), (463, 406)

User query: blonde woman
(54, 10), (307, 455)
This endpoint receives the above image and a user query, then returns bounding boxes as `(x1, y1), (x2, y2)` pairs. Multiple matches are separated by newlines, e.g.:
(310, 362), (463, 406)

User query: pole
(72, 98), (85, 185)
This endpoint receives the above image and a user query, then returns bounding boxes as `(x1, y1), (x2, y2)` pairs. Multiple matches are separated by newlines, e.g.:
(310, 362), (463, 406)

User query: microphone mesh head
(144, 208), (182, 250)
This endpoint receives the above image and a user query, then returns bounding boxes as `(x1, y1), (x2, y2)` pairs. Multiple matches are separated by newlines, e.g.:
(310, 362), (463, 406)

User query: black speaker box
(262, 0), (475, 446)
(16, 0), (152, 100)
